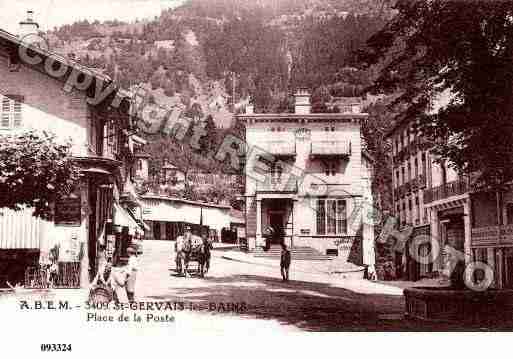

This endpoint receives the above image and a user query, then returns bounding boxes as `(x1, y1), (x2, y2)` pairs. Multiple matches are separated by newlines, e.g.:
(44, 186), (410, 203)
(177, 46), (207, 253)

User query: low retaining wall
(404, 287), (513, 322)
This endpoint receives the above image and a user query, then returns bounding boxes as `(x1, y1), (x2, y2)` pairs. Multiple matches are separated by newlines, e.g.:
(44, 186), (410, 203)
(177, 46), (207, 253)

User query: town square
(1, 0), (513, 344)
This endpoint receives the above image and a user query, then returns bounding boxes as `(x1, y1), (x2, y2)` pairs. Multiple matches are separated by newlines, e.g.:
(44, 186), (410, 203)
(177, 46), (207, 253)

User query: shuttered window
(0, 95), (23, 129)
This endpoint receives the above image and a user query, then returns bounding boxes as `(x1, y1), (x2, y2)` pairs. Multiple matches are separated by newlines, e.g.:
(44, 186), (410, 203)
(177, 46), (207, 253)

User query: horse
(176, 235), (212, 278)
(195, 241), (211, 278)
(198, 236), (213, 276)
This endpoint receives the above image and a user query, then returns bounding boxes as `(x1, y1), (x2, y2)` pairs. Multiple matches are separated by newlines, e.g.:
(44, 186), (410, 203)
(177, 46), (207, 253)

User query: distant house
(133, 135), (150, 182)
(161, 163), (186, 190)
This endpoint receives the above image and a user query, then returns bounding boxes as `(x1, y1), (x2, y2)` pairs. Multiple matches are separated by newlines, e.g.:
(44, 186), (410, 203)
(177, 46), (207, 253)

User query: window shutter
(0, 95), (24, 128)
(1, 97), (10, 128)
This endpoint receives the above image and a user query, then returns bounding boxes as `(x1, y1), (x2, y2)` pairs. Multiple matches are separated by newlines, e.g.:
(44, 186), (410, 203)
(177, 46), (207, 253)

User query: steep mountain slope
(48, 0), (391, 127)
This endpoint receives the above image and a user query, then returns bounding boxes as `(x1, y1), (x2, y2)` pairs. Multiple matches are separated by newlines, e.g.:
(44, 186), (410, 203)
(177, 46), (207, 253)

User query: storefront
(140, 195), (233, 241)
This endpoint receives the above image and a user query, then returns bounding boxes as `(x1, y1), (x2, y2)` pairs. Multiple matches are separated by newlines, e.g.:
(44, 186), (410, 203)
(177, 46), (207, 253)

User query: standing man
(175, 226), (192, 274)
(280, 242), (291, 281)
(201, 230), (213, 273)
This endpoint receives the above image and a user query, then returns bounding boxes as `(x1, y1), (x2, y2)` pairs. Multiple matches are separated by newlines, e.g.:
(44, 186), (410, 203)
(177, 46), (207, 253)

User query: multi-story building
(238, 89), (375, 269)
(132, 134), (150, 182)
(388, 100), (513, 288)
(0, 13), (144, 288)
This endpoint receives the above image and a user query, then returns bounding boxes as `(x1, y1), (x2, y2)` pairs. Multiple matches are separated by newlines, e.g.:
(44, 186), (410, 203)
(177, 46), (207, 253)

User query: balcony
(471, 224), (513, 247)
(423, 180), (469, 204)
(310, 141), (351, 159)
(262, 141), (296, 159)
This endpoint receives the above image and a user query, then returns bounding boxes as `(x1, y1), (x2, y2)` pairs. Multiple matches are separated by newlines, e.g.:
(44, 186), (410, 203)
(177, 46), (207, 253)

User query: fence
(25, 262), (81, 289)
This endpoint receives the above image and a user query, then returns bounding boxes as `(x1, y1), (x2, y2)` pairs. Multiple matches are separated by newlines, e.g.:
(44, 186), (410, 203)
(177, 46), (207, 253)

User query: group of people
(89, 225), (292, 305)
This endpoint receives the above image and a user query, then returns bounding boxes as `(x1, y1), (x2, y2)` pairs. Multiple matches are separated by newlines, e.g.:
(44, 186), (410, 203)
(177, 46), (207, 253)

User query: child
(280, 242), (291, 281)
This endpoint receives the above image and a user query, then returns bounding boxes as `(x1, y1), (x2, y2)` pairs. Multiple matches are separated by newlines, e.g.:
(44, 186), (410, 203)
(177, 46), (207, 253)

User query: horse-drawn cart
(175, 235), (211, 278)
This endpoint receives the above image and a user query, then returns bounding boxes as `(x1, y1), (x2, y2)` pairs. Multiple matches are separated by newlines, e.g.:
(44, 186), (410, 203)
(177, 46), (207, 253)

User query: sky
(0, 0), (186, 33)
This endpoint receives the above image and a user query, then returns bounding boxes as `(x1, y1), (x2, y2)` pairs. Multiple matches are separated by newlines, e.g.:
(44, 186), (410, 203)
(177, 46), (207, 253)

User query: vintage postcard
(0, 0), (512, 355)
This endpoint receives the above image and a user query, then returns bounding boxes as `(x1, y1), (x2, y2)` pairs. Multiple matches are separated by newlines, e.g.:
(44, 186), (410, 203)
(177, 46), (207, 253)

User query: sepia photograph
(0, 0), (512, 355)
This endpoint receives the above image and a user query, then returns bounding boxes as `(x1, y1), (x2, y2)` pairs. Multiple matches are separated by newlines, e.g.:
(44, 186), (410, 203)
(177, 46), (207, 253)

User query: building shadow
(144, 273), (513, 331)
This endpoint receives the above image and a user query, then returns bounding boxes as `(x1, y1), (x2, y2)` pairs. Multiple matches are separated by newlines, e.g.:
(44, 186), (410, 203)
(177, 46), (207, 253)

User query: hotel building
(388, 103), (513, 288)
(238, 90), (375, 268)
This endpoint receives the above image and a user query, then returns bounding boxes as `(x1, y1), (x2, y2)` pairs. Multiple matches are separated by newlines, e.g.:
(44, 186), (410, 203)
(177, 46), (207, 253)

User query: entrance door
(269, 212), (285, 245)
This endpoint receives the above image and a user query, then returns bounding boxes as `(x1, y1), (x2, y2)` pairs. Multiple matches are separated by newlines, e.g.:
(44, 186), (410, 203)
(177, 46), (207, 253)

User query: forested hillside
(46, 0), (394, 209)
(48, 0), (391, 118)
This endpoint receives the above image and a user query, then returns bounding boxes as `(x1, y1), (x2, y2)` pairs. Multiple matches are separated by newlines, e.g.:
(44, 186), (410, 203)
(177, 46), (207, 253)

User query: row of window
(393, 123), (419, 155)
(267, 161), (339, 182)
(395, 153), (427, 187)
(269, 126), (340, 133)
(396, 195), (428, 227)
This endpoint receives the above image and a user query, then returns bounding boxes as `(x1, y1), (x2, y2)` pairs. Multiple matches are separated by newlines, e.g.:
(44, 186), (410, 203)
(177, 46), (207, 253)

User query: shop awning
(0, 208), (41, 249)
(114, 203), (141, 236)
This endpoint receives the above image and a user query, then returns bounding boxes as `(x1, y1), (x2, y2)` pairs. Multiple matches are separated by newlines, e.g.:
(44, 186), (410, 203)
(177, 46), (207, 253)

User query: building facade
(140, 195), (236, 243)
(0, 15), (143, 288)
(389, 110), (513, 288)
(238, 89), (375, 268)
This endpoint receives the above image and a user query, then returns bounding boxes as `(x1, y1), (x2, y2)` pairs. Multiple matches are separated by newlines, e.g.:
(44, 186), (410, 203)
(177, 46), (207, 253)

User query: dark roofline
(140, 195), (232, 210)
(236, 112), (368, 122)
(385, 117), (412, 139)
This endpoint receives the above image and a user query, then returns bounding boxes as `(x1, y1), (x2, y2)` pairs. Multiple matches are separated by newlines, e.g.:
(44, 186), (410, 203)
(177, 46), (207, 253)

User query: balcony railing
(310, 141), (351, 158)
(262, 141), (296, 158)
(471, 224), (513, 247)
(423, 179), (469, 204)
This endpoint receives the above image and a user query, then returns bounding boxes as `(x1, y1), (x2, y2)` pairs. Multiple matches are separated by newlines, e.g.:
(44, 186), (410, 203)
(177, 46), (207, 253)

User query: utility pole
(232, 71), (236, 112)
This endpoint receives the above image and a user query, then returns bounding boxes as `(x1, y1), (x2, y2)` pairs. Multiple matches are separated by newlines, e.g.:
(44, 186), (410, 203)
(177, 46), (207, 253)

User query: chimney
(294, 88), (311, 114)
(18, 10), (40, 41)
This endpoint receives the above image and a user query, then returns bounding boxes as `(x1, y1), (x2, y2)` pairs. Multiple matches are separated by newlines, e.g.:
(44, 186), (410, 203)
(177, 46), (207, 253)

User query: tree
(199, 115), (218, 155)
(146, 134), (213, 194)
(361, 0), (513, 190)
(362, 99), (395, 214)
(0, 131), (80, 220)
